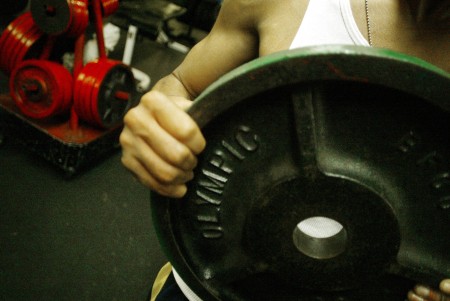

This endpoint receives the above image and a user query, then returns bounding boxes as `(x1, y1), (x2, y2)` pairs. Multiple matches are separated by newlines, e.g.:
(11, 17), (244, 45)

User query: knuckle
(119, 131), (129, 147)
(169, 147), (192, 166)
(123, 108), (138, 127)
(119, 130), (138, 150)
(178, 123), (198, 141)
(141, 91), (163, 107)
(156, 169), (179, 184)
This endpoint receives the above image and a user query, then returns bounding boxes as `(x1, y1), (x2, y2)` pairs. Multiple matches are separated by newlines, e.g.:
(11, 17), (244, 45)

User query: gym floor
(0, 20), (194, 301)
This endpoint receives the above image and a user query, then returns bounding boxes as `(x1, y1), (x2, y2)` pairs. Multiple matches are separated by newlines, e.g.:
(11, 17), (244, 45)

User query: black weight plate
(30, 0), (71, 36)
(94, 62), (136, 128)
(151, 45), (450, 301)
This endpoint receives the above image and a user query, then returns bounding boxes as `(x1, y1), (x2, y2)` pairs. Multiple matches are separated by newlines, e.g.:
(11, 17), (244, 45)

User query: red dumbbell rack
(0, 0), (137, 177)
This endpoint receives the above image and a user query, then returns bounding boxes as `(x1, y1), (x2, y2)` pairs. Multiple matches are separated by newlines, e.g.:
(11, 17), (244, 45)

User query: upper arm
(171, 0), (261, 98)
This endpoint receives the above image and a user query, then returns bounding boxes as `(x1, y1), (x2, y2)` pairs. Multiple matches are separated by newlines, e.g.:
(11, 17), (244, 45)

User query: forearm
(152, 72), (196, 100)
(151, 0), (260, 102)
(149, 72), (197, 111)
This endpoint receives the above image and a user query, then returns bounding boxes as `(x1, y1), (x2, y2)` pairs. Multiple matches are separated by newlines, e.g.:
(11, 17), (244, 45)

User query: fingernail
(414, 285), (430, 297)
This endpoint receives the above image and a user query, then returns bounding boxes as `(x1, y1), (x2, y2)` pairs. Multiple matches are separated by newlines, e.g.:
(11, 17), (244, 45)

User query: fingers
(133, 91), (205, 156)
(120, 90), (206, 198)
(121, 146), (191, 198)
(125, 102), (198, 171)
(407, 284), (450, 301)
(121, 126), (194, 181)
(148, 91), (206, 155)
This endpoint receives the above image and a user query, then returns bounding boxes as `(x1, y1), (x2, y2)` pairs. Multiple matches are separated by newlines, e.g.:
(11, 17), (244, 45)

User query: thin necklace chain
(364, 0), (373, 46)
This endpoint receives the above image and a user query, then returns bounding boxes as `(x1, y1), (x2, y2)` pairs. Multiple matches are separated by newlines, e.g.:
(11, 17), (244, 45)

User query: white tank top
(290, 0), (370, 49)
(174, 1), (369, 300)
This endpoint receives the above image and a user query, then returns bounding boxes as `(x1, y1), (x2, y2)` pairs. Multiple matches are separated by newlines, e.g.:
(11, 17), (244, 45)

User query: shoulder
(218, 0), (268, 25)
(218, 0), (307, 30)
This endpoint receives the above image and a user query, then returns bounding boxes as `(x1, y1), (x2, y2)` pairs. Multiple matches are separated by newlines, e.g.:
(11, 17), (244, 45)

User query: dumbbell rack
(0, 0), (137, 177)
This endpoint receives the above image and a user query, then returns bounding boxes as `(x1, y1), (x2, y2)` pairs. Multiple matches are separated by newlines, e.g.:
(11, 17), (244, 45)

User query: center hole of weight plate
(44, 5), (56, 17)
(293, 216), (347, 259)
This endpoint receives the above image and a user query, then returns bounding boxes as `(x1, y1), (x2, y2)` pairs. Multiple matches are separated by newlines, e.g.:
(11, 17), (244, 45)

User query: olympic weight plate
(151, 45), (450, 301)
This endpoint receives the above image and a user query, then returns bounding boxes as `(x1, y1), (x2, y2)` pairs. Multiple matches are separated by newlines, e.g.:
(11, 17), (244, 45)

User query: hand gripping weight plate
(150, 45), (450, 301)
